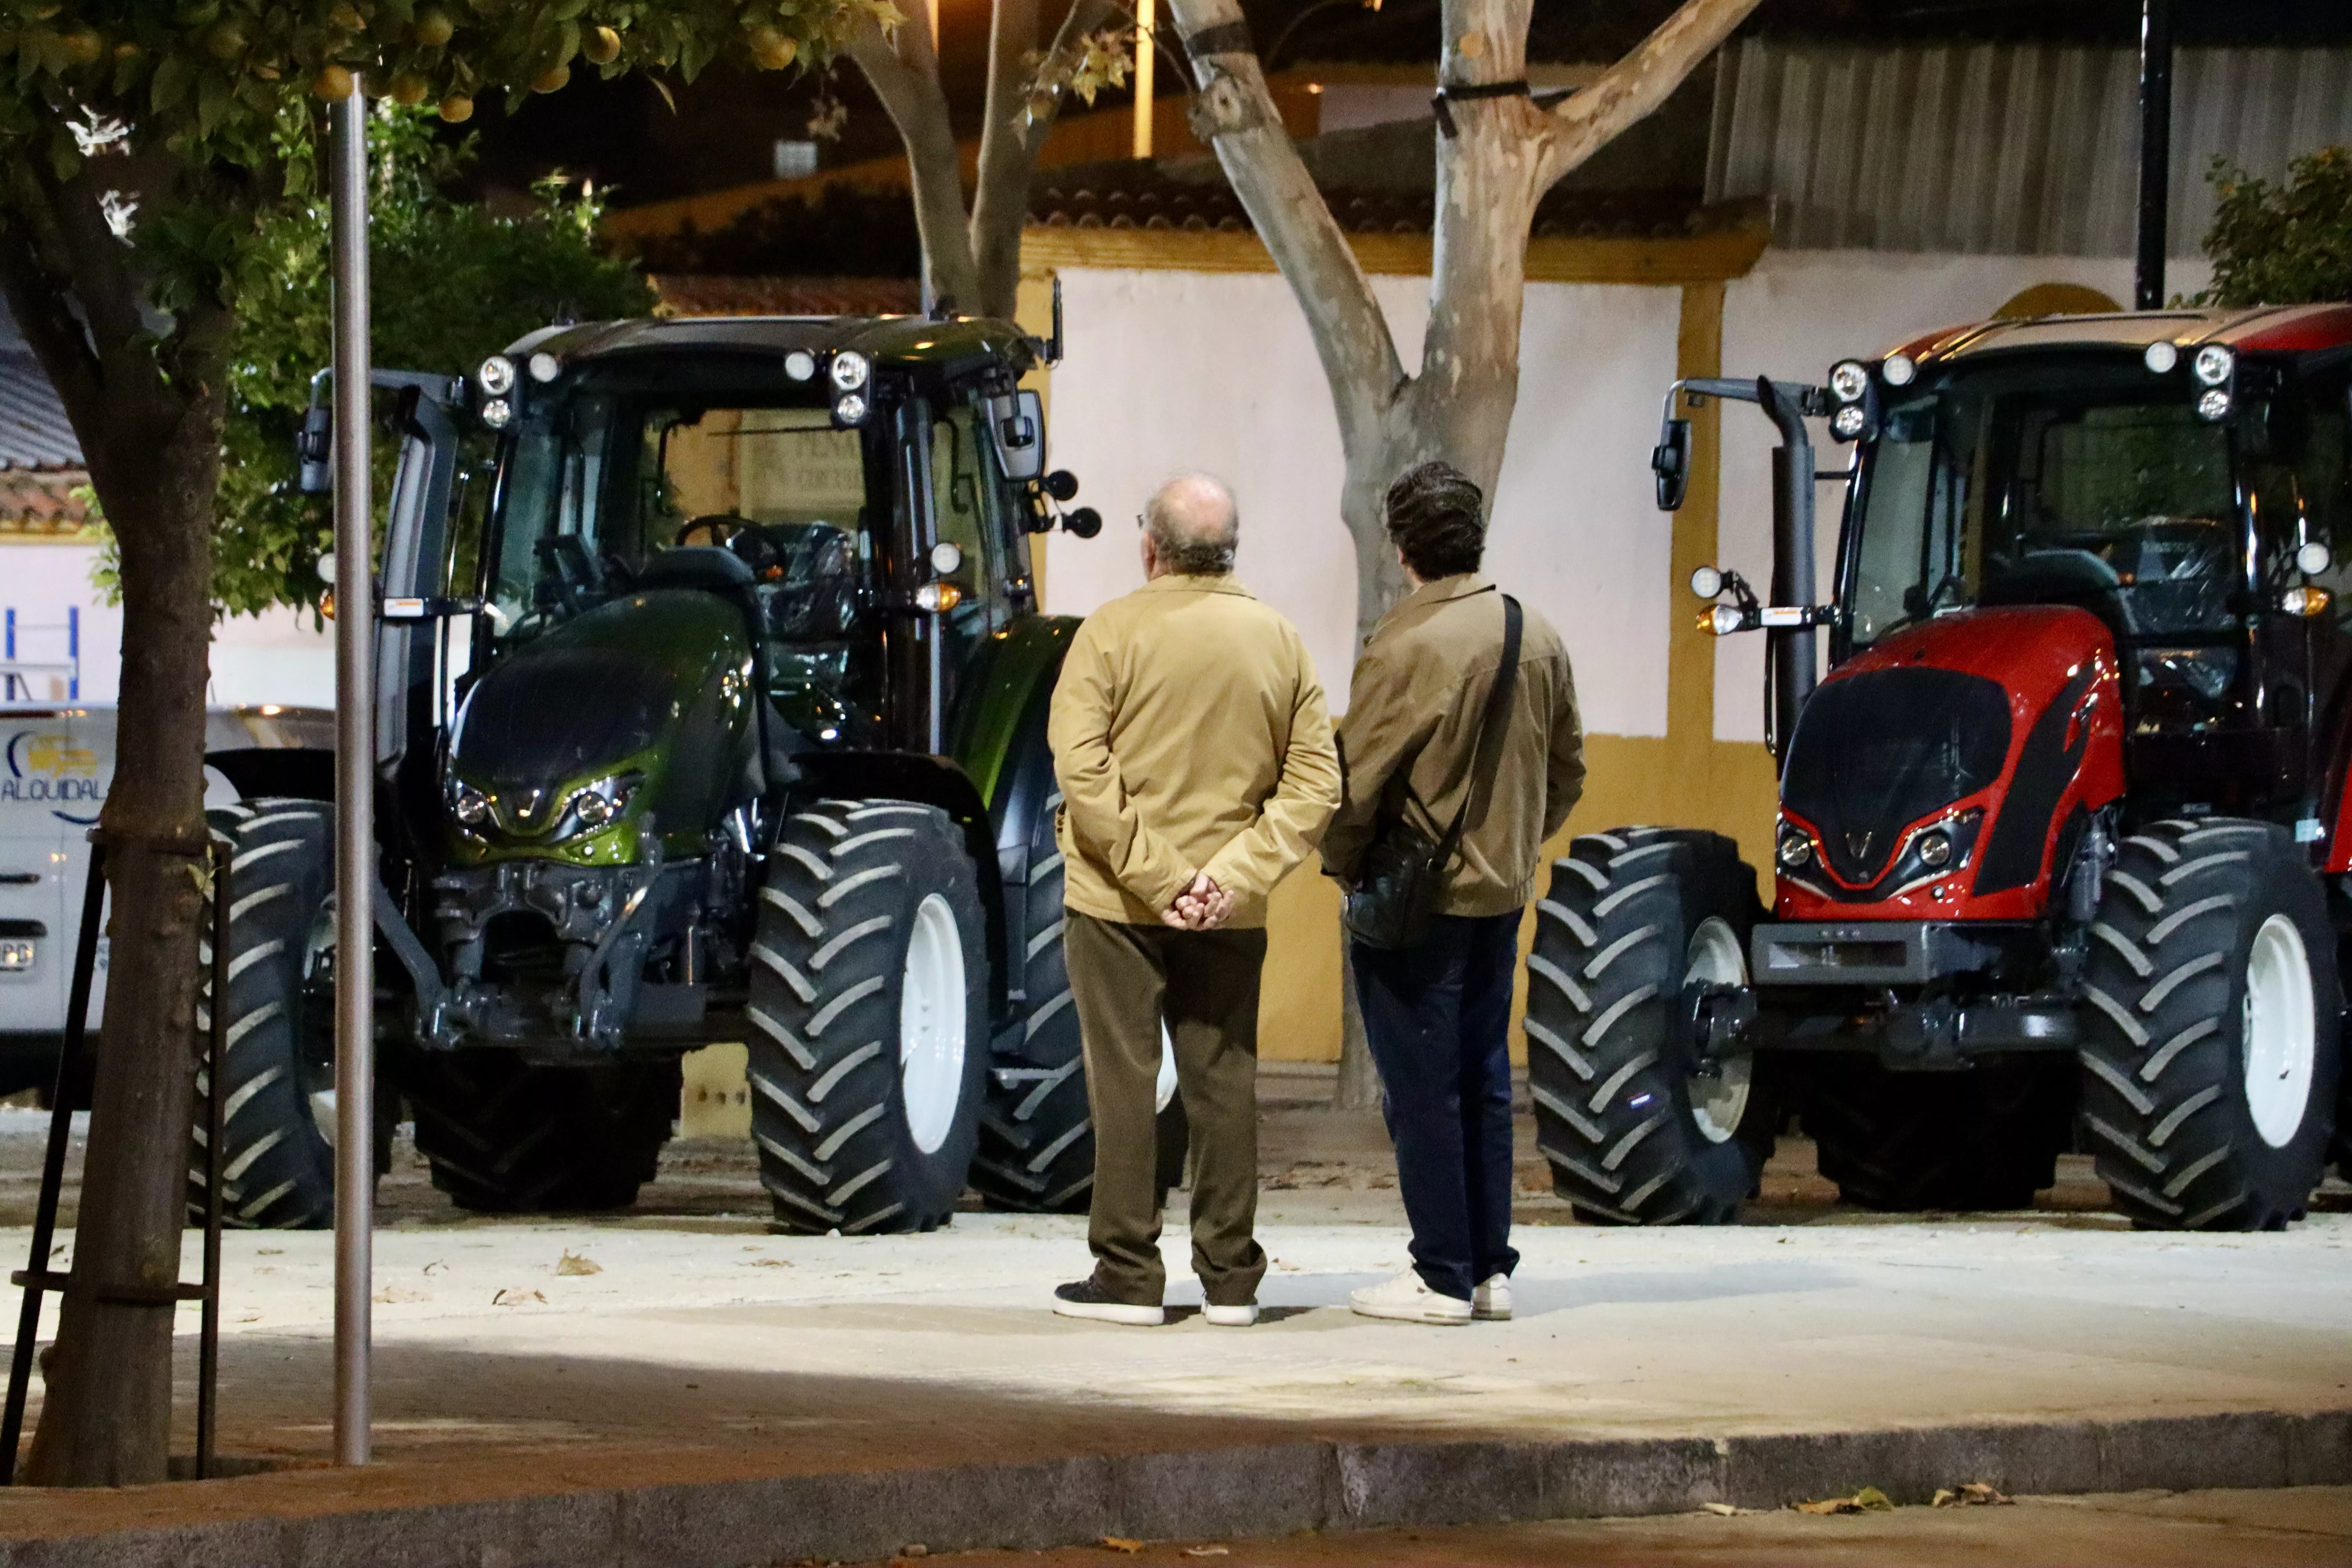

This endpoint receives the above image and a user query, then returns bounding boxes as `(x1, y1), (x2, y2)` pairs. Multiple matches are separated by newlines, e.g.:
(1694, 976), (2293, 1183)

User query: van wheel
(1528, 828), (1777, 1225)
(2079, 818), (2339, 1230)
(749, 799), (987, 1234)
(187, 800), (338, 1229)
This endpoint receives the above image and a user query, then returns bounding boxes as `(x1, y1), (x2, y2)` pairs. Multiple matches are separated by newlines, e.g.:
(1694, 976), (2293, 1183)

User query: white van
(0, 703), (335, 1097)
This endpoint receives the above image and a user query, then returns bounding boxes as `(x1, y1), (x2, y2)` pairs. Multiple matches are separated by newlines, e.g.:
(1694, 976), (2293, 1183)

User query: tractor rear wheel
(187, 799), (338, 1229)
(2078, 818), (2339, 1230)
(401, 1050), (680, 1212)
(748, 799), (987, 1233)
(1800, 1056), (2075, 1211)
(1529, 827), (1777, 1225)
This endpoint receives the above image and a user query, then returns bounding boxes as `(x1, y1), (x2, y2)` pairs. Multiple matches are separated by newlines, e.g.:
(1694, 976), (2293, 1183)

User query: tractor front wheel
(748, 799), (987, 1234)
(400, 1051), (680, 1212)
(1529, 827), (1777, 1225)
(2079, 818), (2339, 1230)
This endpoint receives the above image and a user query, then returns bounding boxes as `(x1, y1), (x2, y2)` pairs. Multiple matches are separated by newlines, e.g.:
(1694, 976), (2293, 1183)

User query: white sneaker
(1473, 1273), (1511, 1321)
(1203, 1303), (1258, 1327)
(1349, 1269), (1472, 1325)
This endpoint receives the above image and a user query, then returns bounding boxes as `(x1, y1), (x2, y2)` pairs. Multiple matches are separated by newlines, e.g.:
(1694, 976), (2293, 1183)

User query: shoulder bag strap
(1429, 594), (1522, 871)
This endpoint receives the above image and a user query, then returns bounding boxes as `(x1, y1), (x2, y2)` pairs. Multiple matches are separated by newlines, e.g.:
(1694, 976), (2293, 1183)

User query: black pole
(2135, 0), (2174, 310)
(1757, 379), (1817, 767)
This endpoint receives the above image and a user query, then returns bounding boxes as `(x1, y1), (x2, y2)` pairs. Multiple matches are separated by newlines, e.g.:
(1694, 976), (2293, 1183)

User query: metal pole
(328, 84), (374, 1469)
(2134, 0), (2173, 310)
(1131, 0), (1155, 160)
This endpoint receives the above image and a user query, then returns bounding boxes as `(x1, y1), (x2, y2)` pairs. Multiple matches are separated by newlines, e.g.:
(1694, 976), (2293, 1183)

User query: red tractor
(1533, 304), (2352, 1231)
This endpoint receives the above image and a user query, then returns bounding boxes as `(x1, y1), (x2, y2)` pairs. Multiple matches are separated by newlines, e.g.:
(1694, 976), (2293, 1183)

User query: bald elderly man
(1047, 474), (1341, 1327)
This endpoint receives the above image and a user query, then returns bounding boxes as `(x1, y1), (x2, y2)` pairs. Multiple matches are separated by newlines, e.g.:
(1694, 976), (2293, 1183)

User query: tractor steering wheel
(677, 514), (749, 549)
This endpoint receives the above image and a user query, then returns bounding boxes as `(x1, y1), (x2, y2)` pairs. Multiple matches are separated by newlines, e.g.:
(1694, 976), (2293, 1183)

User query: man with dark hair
(1048, 472), (1341, 1327)
(1324, 460), (1585, 1325)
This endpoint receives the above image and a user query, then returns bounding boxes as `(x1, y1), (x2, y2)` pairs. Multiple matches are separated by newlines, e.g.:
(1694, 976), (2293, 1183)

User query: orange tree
(0, 0), (879, 1486)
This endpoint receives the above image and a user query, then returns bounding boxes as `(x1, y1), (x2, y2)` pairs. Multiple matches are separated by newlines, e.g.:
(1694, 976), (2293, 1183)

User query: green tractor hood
(447, 588), (757, 866)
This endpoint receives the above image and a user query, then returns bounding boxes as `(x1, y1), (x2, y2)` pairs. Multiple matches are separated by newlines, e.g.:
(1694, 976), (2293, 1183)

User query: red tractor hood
(1776, 606), (2124, 922)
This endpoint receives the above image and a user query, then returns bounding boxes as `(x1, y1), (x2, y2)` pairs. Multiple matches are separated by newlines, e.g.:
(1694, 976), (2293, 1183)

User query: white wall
(0, 541), (333, 709)
(1040, 267), (1682, 736)
(1711, 249), (2214, 741)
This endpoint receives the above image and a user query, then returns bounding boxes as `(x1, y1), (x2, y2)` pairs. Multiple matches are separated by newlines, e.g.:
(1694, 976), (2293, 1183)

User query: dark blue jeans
(1352, 912), (1523, 1301)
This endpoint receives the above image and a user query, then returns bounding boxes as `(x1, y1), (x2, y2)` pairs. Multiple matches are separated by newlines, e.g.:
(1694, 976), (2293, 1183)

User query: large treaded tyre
(188, 799), (337, 1229)
(1529, 827), (1777, 1225)
(400, 1050), (681, 1212)
(1800, 1056), (2076, 1211)
(2078, 817), (2339, 1230)
(749, 799), (987, 1234)
(969, 780), (1096, 1211)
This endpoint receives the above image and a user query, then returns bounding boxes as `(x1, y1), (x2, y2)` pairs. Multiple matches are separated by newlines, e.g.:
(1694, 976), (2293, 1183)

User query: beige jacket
(1049, 574), (1341, 928)
(1322, 575), (1586, 918)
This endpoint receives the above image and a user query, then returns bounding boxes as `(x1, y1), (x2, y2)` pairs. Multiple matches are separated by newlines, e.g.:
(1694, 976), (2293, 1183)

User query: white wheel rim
(2243, 912), (2315, 1150)
(1684, 916), (1751, 1145)
(899, 893), (969, 1155)
(1155, 1022), (1178, 1114)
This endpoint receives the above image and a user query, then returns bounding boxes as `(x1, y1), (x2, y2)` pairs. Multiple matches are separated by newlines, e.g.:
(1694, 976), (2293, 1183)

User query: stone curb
(2, 1409), (2345, 1567)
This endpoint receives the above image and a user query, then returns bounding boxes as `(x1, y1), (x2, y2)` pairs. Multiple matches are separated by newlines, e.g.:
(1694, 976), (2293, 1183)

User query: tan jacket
(1322, 575), (1586, 918)
(1050, 574), (1341, 928)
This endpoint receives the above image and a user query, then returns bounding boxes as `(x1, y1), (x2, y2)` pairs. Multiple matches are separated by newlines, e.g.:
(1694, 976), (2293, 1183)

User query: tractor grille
(1782, 668), (2012, 887)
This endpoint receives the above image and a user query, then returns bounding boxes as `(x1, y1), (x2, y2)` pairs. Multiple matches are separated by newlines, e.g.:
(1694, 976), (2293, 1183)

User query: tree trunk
(0, 149), (235, 1486)
(848, 5), (985, 312)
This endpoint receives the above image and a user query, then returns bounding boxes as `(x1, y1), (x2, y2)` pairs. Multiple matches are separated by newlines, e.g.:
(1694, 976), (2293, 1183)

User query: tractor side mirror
(296, 403), (334, 495)
(1653, 418), (1691, 512)
(1062, 507), (1102, 539)
(988, 389), (1046, 481)
(1042, 470), (1079, 503)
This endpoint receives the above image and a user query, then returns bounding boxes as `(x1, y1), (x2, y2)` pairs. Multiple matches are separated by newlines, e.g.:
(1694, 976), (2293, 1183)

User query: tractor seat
(1979, 548), (2136, 646)
(638, 546), (755, 592)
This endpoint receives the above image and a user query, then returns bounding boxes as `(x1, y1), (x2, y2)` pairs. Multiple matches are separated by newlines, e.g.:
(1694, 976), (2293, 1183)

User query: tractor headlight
(1881, 353), (1916, 387)
(1831, 404), (1868, 440)
(477, 354), (517, 396)
(479, 397), (512, 430)
(1777, 824), (1814, 869)
(2196, 388), (2231, 422)
(1915, 828), (1953, 868)
(450, 782), (493, 829)
(2191, 344), (2234, 386)
(1828, 360), (1870, 403)
(829, 350), (870, 392)
(833, 392), (869, 426)
(558, 773), (641, 839)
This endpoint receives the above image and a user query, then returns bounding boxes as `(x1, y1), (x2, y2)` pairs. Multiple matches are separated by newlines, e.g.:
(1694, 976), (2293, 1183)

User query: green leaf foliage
(2198, 146), (2352, 309)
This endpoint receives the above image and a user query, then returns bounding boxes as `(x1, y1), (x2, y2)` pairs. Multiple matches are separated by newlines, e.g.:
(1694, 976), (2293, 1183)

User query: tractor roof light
(829, 350), (871, 392)
(479, 397), (513, 430)
(527, 351), (562, 383)
(1689, 564), (1724, 600)
(2196, 388), (2232, 423)
(2192, 343), (2235, 386)
(1831, 404), (1868, 440)
(833, 392), (869, 426)
(1881, 353), (1916, 387)
(785, 350), (816, 382)
(477, 354), (517, 396)
(2297, 540), (2334, 577)
(1828, 360), (1870, 403)
(2144, 340), (2180, 374)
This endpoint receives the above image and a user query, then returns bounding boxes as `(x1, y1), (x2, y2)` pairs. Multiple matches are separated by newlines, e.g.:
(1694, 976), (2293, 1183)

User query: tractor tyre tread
(399, 1050), (680, 1213)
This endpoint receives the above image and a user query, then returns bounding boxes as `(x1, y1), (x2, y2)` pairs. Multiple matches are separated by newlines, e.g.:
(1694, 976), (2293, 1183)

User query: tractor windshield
(1848, 358), (2240, 651)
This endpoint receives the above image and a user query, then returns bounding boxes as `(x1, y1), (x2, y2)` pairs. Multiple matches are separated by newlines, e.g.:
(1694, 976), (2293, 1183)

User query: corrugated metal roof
(0, 351), (82, 470)
(1706, 40), (2352, 255)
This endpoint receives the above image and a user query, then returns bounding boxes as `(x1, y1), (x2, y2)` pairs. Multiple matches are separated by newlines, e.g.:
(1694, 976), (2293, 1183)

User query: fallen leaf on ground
(749, 1258), (793, 1267)
(371, 1286), (428, 1304)
(1700, 1502), (1743, 1516)
(491, 1287), (547, 1307)
(1182, 1550), (1230, 1558)
(555, 1252), (603, 1277)
(1933, 1482), (2012, 1508)
(1100, 1538), (1143, 1553)
(1793, 1486), (1893, 1515)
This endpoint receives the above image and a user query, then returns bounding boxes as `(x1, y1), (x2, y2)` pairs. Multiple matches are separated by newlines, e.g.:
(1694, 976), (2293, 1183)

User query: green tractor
(207, 308), (1124, 1232)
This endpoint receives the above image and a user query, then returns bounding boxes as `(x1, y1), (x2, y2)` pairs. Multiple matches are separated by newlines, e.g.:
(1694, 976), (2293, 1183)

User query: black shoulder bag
(1341, 594), (1522, 951)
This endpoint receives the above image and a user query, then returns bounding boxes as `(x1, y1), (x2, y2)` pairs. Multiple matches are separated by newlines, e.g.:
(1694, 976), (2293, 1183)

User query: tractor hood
(448, 588), (757, 863)
(1777, 606), (2125, 919)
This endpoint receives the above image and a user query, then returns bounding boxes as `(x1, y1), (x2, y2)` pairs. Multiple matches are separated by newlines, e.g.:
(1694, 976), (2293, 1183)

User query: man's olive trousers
(1065, 912), (1268, 1308)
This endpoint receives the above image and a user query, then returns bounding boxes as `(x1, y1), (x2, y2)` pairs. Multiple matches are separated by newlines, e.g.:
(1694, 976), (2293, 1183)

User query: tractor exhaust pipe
(1757, 378), (1817, 762)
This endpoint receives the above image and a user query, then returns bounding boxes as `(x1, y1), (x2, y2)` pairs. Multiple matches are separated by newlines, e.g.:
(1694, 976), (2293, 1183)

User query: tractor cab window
(1850, 361), (2241, 655)
(485, 377), (889, 744)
